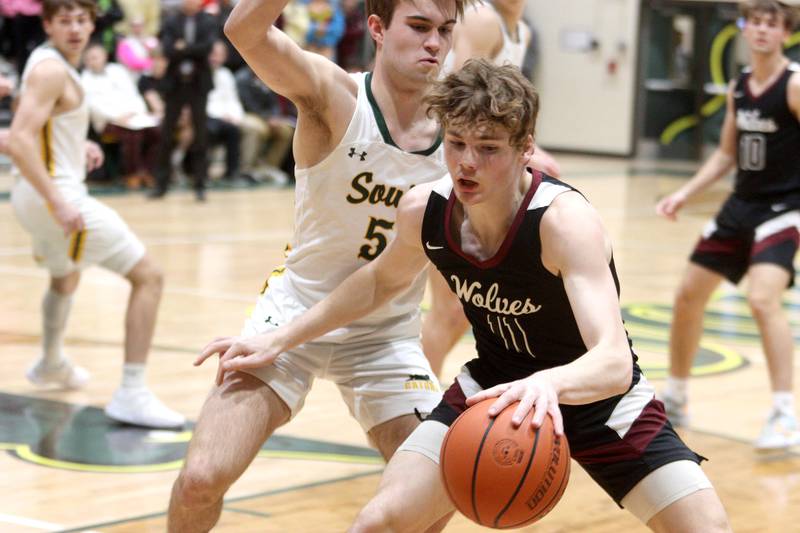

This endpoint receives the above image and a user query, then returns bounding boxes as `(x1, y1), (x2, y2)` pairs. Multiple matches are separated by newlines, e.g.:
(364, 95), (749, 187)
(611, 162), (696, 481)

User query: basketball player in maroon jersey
(658, 0), (800, 450)
(200, 60), (731, 533)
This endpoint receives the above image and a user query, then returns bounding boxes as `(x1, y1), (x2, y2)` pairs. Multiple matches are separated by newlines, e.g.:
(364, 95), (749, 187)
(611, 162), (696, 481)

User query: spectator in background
(206, 40), (247, 183)
(92, 0), (125, 58)
(213, 0), (245, 72)
(150, 0), (217, 201)
(335, 0), (370, 72)
(138, 47), (195, 166)
(116, 0), (161, 37)
(235, 67), (294, 185)
(0, 74), (12, 98)
(82, 42), (161, 189)
(303, 0), (345, 60)
(280, 0), (311, 46)
(0, 0), (46, 76)
(116, 16), (159, 78)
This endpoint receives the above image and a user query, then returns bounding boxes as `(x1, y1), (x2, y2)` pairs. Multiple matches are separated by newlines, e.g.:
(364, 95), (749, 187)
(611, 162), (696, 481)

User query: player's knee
(173, 461), (229, 508)
(673, 283), (704, 311)
(50, 272), (80, 294)
(130, 260), (164, 292)
(746, 290), (780, 318)
(350, 498), (405, 533)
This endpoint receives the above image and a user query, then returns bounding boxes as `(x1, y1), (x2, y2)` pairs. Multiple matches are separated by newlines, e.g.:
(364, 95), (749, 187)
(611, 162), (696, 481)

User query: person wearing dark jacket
(149, 0), (217, 201)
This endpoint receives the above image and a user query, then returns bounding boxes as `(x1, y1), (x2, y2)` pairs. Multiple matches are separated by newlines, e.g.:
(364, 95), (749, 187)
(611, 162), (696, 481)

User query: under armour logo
(348, 147), (367, 161)
(264, 315), (279, 327)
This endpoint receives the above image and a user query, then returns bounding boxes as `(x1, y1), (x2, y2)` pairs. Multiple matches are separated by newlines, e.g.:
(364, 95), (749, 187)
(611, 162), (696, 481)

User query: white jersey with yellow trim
(279, 71), (447, 341)
(17, 43), (89, 196)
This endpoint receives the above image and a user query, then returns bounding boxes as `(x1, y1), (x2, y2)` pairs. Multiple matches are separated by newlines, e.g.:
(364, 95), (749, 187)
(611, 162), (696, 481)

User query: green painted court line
(55, 468), (383, 532)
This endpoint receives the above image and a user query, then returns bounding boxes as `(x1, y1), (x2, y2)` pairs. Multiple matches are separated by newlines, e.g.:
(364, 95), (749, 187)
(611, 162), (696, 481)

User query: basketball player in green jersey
(168, 0), (469, 530)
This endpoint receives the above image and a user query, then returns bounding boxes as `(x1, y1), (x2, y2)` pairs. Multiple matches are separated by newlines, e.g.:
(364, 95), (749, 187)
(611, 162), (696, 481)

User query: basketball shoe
(26, 358), (90, 389)
(105, 387), (186, 429)
(755, 409), (800, 450)
(660, 390), (690, 428)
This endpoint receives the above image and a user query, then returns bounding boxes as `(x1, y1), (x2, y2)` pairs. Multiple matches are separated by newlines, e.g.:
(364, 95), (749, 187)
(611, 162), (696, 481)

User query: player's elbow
(223, 17), (246, 47)
(608, 348), (633, 396)
(6, 131), (26, 162)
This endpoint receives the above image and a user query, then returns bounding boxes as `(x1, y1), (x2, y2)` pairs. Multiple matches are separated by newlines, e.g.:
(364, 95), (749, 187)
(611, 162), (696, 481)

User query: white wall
(526, 0), (640, 155)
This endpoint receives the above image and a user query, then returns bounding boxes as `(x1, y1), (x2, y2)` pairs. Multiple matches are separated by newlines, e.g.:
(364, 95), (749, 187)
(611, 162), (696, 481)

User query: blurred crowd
(0, 0), (373, 192)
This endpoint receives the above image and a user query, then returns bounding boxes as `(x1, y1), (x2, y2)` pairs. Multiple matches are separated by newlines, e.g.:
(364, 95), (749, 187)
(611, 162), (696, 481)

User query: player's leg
(577, 393), (731, 532)
(746, 261), (799, 449)
(351, 426), (455, 533)
(422, 269), (469, 376)
(662, 263), (723, 425)
(122, 254), (163, 366)
(27, 271), (91, 388)
(646, 486), (730, 533)
(169, 371), (291, 532)
(367, 413), (420, 459)
(103, 252), (185, 427)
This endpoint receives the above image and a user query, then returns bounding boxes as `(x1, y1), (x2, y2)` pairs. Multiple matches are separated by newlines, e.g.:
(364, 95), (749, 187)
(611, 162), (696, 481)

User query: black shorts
(427, 374), (704, 505)
(690, 195), (799, 287)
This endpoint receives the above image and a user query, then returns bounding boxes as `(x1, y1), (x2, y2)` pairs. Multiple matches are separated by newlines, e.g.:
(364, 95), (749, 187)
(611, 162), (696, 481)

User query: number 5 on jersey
(359, 217), (395, 260)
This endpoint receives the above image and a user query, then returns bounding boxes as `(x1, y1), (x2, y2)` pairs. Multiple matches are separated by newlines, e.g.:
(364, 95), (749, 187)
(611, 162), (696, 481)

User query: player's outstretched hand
(655, 190), (687, 221)
(195, 334), (285, 386)
(466, 374), (564, 436)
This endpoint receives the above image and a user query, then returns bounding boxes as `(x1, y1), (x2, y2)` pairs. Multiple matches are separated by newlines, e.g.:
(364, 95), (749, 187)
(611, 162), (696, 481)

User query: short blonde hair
(425, 59), (539, 150)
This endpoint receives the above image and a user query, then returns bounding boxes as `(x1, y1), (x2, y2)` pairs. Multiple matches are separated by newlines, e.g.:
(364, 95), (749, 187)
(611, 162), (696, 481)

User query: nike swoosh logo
(425, 242), (444, 250)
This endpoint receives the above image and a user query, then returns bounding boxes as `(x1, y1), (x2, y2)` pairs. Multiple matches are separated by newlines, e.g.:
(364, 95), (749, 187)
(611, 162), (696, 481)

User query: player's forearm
(7, 131), (63, 205)
(274, 262), (407, 351)
(539, 340), (633, 405)
(678, 149), (735, 200)
(224, 0), (287, 51)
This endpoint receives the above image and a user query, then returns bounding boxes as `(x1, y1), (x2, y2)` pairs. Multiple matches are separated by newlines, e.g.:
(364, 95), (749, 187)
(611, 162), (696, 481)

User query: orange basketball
(440, 398), (571, 529)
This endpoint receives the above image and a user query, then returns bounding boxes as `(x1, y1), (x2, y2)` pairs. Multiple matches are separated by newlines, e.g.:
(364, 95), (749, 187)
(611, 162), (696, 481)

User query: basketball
(440, 398), (571, 529)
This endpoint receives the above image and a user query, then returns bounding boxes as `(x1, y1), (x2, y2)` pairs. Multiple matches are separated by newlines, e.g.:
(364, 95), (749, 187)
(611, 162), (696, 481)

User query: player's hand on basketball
(49, 198), (85, 235)
(655, 191), (687, 221)
(85, 141), (104, 171)
(466, 375), (564, 436)
(195, 334), (284, 385)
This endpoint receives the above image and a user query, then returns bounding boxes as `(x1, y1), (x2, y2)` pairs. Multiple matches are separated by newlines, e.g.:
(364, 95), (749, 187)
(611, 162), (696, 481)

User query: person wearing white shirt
(206, 40), (249, 182)
(82, 42), (160, 187)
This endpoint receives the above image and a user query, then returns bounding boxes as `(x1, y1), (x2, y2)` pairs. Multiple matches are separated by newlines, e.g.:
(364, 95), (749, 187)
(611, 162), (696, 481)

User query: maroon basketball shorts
(690, 195), (799, 287)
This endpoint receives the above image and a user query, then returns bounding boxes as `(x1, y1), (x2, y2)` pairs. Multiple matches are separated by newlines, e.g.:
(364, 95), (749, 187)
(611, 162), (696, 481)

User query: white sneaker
(755, 410), (800, 451)
(26, 359), (90, 389)
(660, 390), (690, 428)
(105, 387), (186, 429)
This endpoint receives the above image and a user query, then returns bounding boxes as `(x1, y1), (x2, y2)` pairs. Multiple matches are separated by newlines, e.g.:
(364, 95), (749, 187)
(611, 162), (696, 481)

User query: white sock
(121, 363), (146, 389)
(41, 289), (73, 368)
(665, 376), (689, 402)
(772, 392), (795, 417)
